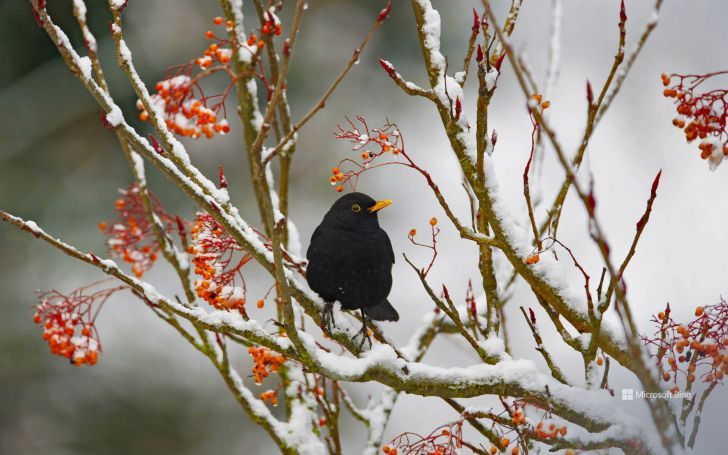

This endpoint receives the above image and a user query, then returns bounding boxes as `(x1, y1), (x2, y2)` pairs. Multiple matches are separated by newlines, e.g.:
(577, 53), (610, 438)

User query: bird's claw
(355, 323), (373, 351)
(321, 302), (335, 335)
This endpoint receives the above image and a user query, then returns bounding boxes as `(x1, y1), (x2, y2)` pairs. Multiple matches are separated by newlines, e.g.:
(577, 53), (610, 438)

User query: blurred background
(1, 1), (727, 453)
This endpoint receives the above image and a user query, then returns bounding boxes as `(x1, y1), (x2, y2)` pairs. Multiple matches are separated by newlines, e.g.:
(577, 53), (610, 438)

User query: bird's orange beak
(368, 199), (392, 213)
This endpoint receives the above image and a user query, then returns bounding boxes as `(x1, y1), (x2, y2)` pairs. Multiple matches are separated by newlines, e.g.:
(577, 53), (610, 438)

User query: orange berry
(429, 217), (438, 226)
(597, 356), (604, 366)
(213, 16), (223, 25)
(511, 448), (519, 455)
(98, 222), (108, 231)
(501, 438), (510, 447)
(257, 299), (265, 309)
(409, 228), (416, 237)
(336, 185), (343, 193)
(657, 311), (665, 320)
(541, 100), (551, 109)
(489, 448), (497, 455)
(205, 30), (214, 39)
(525, 254), (540, 265)
(332, 167), (340, 175)
(382, 446), (391, 454)
(662, 372), (670, 381)
(695, 306), (704, 316)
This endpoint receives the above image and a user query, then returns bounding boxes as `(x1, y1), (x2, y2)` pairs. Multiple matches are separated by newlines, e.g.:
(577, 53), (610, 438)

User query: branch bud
(283, 39), (291, 57)
(149, 134), (165, 156)
(379, 59), (396, 78)
(476, 44), (484, 63)
(32, 8), (43, 27)
(586, 80), (594, 106)
(650, 169), (662, 198)
(454, 97), (462, 120)
(472, 9), (479, 32)
(377, 2), (392, 22)
(219, 165), (228, 189)
(481, 10), (488, 35)
(620, 0), (627, 23)
(494, 53), (505, 72)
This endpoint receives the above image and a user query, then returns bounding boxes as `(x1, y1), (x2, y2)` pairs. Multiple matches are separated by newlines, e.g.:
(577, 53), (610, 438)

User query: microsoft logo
(622, 388), (634, 400)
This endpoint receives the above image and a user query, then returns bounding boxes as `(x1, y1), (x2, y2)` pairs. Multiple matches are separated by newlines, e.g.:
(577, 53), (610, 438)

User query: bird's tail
(364, 300), (399, 322)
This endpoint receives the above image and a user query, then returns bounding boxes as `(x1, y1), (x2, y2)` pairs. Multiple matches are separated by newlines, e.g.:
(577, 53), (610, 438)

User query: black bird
(306, 192), (398, 345)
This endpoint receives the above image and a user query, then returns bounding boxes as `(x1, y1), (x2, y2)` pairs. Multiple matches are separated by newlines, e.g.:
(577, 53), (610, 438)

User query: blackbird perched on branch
(306, 192), (398, 347)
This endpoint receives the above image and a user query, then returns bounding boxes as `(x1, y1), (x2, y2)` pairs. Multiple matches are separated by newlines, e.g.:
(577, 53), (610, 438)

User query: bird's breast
(306, 228), (392, 309)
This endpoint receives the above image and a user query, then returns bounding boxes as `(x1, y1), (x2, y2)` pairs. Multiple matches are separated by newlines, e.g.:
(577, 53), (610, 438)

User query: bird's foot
(321, 302), (335, 335)
(355, 322), (373, 351)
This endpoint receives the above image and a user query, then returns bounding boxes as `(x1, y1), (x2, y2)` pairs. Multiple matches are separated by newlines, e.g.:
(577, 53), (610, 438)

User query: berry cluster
(644, 300), (728, 389)
(385, 420), (464, 455)
(661, 71), (728, 169)
(33, 285), (122, 367)
(196, 41), (233, 69)
(407, 217), (440, 278)
(137, 75), (230, 139)
(259, 389), (279, 406)
(190, 213), (251, 315)
(98, 184), (178, 278)
(333, 117), (403, 192)
(248, 345), (285, 384)
(532, 420), (568, 440)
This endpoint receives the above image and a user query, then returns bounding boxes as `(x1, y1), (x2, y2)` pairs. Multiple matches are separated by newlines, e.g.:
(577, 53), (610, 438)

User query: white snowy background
(1, 0), (726, 453)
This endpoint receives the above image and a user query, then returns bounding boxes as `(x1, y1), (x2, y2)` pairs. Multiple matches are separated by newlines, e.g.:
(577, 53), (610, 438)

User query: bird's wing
(384, 230), (395, 264)
(307, 224), (323, 259)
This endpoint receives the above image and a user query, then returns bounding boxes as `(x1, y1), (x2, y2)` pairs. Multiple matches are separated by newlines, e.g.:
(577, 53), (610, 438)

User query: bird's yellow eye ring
(351, 204), (361, 213)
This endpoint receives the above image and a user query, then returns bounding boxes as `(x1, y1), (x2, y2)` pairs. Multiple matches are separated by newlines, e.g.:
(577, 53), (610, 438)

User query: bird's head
(322, 192), (392, 231)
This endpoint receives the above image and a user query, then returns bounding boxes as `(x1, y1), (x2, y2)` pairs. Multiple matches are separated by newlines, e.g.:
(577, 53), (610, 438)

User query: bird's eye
(351, 204), (361, 213)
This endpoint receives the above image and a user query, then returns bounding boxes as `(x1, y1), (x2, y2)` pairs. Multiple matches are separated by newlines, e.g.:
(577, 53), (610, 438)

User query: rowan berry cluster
(248, 345), (286, 384)
(196, 41), (233, 69)
(98, 184), (177, 278)
(385, 420), (464, 455)
(332, 117), (403, 192)
(259, 389), (279, 406)
(407, 217), (439, 278)
(644, 300), (728, 389)
(33, 285), (121, 367)
(190, 213), (251, 315)
(532, 420), (568, 440)
(661, 71), (728, 169)
(137, 75), (230, 139)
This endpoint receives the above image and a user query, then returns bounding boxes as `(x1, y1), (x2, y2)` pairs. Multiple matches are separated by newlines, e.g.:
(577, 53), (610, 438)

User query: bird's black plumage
(306, 193), (399, 337)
